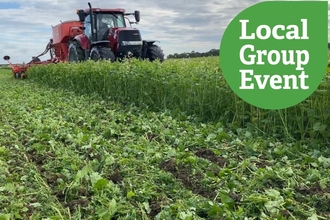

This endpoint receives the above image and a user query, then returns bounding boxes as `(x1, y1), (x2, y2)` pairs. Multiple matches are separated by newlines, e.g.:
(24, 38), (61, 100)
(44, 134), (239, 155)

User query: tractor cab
(81, 11), (128, 42)
(96, 13), (125, 40)
(77, 7), (140, 42)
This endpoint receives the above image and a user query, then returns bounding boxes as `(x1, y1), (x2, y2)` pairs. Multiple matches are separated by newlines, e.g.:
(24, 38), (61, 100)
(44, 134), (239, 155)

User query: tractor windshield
(97, 13), (126, 28)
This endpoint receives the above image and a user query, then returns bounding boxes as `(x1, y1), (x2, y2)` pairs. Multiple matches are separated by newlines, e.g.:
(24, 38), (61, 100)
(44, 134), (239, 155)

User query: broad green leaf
(94, 178), (108, 190)
(127, 190), (135, 198)
(219, 192), (235, 210)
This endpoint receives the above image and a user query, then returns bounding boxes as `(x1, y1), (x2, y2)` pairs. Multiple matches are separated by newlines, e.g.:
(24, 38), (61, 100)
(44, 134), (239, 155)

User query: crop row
(27, 57), (330, 143)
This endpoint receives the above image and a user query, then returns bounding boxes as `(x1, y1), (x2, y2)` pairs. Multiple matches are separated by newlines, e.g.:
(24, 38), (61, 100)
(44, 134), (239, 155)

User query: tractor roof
(84, 8), (126, 14)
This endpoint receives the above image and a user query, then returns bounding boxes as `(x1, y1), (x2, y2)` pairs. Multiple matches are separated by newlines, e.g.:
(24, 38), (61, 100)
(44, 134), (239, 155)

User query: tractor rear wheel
(31, 57), (41, 62)
(90, 47), (115, 62)
(146, 45), (164, 62)
(68, 41), (84, 63)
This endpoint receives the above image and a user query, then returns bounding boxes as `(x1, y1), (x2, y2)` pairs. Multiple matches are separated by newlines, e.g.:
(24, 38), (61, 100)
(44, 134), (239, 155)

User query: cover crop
(27, 56), (330, 143)
(1, 67), (330, 219)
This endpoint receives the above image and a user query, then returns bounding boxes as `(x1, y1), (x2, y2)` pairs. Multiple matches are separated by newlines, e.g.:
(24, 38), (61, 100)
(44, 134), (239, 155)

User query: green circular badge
(220, 1), (328, 110)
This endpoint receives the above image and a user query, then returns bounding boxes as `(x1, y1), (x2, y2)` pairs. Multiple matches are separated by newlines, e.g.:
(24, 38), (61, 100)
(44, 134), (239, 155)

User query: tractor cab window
(84, 14), (92, 40)
(96, 13), (125, 40)
(97, 13), (125, 28)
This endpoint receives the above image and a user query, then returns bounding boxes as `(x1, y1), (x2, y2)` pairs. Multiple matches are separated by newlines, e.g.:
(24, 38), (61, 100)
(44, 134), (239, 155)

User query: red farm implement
(3, 40), (59, 79)
(3, 2), (164, 79)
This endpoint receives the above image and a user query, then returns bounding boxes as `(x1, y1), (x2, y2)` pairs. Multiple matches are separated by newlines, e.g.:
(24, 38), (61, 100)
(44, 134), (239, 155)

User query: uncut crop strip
(27, 56), (330, 143)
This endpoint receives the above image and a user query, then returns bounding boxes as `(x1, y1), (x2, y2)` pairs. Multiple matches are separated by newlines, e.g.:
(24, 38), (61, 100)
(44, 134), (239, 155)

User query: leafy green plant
(1, 58), (330, 219)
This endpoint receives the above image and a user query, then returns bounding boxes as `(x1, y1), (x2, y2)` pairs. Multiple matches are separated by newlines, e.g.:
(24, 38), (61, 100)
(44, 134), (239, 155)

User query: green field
(0, 57), (330, 219)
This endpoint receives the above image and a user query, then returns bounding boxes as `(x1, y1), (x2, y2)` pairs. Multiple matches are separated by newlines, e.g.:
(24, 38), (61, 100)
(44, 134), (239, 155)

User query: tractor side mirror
(134, 10), (140, 22)
(3, 55), (10, 61)
(77, 9), (86, 22)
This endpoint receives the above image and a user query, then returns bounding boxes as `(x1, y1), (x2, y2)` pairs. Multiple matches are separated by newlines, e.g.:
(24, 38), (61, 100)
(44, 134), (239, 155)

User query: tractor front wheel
(68, 41), (84, 63)
(90, 47), (115, 62)
(146, 45), (164, 62)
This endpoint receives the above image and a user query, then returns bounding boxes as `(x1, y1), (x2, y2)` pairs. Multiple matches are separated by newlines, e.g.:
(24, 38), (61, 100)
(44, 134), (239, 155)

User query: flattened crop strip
(1, 68), (330, 219)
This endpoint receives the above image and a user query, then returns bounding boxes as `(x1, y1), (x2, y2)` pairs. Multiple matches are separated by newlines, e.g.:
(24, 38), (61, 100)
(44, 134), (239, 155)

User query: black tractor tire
(90, 46), (115, 62)
(68, 41), (84, 63)
(31, 57), (41, 62)
(146, 45), (164, 62)
(15, 72), (21, 79)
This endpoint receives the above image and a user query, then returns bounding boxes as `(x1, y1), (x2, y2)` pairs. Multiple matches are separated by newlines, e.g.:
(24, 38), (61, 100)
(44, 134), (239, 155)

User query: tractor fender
(143, 40), (160, 46)
(91, 40), (111, 48)
(141, 40), (160, 59)
(73, 35), (90, 50)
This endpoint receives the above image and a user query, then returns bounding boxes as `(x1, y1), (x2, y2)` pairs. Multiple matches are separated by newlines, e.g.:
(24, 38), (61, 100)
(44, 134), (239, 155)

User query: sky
(0, 0), (329, 64)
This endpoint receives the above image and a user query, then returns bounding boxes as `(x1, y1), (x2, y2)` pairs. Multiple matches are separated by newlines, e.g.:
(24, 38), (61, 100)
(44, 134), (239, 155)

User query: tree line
(167, 49), (219, 59)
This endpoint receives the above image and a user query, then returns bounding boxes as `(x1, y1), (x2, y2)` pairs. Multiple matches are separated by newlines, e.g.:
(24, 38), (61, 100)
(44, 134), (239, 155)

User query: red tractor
(3, 2), (165, 78)
(66, 2), (164, 62)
